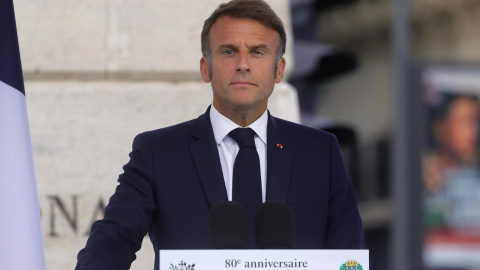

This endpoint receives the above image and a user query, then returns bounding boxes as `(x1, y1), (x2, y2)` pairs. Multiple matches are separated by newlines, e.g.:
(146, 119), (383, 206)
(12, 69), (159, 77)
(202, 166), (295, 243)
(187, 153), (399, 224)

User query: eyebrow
(217, 44), (270, 52)
(249, 44), (269, 51)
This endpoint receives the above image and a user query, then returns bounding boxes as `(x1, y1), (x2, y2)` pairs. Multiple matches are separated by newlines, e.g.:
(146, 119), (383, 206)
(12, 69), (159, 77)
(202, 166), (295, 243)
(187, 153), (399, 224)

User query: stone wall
(15, 1), (299, 269)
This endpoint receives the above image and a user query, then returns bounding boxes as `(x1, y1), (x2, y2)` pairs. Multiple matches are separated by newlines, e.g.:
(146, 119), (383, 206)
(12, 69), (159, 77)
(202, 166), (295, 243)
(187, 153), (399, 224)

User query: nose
(236, 53), (250, 72)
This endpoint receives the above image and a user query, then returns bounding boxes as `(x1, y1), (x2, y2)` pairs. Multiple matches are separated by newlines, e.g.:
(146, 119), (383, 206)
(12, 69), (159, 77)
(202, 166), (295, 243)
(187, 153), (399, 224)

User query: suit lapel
(190, 107), (228, 207)
(266, 114), (292, 202)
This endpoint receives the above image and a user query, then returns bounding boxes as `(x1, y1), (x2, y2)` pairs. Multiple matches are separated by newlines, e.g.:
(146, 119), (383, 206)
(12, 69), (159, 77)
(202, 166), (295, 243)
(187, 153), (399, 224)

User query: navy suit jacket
(76, 108), (365, 270)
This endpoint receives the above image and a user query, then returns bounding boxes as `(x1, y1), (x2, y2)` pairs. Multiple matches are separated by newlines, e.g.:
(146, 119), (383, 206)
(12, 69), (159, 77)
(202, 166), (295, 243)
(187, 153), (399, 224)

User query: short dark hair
(201, 0), (287, 64)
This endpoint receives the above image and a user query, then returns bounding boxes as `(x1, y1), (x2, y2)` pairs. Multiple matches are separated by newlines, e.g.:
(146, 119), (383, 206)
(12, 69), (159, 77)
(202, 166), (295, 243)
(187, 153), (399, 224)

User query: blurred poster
(422, 66), (480, 269)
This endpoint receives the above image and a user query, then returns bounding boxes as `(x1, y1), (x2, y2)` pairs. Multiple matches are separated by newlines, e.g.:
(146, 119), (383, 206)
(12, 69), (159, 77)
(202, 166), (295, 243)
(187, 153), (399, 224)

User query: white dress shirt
(210, 105), (268, 202)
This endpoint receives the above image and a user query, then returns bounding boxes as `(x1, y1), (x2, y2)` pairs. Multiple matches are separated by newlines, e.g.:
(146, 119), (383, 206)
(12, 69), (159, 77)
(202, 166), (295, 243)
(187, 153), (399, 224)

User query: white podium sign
(160, 250), (369, 270)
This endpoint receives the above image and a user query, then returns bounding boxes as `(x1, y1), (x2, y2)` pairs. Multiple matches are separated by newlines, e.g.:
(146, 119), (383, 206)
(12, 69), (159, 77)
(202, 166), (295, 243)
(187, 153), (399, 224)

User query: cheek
(212, 64), (233, 80)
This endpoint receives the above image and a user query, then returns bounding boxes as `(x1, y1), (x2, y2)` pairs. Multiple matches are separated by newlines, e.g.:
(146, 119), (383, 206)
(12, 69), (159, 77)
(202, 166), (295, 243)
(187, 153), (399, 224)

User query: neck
(213, 103), (266, 127)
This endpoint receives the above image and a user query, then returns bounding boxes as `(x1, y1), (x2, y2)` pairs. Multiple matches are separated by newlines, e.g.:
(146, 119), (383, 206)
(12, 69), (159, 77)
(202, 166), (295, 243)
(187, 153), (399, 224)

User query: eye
(252, 50), (263, 55)
(223, 49), (234, 55)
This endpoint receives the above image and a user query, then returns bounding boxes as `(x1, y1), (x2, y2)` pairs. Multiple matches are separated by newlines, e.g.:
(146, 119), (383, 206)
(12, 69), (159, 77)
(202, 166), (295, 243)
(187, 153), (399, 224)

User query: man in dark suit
(76, 0), (364, 269)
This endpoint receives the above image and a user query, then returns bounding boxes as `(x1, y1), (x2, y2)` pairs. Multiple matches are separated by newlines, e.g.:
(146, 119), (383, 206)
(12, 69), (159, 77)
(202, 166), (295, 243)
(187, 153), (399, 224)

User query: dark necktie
(229, 128), (262, 248)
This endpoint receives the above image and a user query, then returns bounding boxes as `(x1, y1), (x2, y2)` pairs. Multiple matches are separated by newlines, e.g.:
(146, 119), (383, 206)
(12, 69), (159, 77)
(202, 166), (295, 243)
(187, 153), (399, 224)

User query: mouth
(231, 81), (256, 86)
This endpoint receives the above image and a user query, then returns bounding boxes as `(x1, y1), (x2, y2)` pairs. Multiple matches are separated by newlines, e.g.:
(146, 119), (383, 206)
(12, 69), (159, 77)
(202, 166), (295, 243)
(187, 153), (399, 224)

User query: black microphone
(207, 201), (249, 249)
(255, 201), (295, 249)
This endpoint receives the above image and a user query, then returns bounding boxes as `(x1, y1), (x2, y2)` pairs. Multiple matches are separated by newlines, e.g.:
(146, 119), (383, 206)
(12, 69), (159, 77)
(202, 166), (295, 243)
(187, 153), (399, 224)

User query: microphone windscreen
(208, 201), (248, 249)
(255, 201), (295, 249)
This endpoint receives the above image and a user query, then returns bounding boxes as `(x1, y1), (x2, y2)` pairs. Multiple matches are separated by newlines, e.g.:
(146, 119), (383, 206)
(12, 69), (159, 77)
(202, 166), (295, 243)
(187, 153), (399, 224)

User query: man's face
(200, 16), (286, 116)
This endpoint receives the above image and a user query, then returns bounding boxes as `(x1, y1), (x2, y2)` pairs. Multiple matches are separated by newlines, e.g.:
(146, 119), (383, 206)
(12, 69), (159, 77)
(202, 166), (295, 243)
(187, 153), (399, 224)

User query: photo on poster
(422, 65), (480, 269)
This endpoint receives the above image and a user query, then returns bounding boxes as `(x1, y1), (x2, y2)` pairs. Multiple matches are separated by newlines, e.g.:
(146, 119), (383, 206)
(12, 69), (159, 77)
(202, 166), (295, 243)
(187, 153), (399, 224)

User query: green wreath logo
(169, 260), (195, 270)
(339, 260), (363, 270)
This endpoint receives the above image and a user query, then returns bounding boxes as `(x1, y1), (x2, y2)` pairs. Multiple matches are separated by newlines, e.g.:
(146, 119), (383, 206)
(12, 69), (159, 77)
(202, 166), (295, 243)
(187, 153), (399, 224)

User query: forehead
(209, 16), (280, 48)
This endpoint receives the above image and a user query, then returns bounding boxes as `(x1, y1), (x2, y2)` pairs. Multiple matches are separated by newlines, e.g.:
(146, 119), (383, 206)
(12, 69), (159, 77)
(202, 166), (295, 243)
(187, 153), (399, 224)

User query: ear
(275, 57), (286, 83)
(200, 57), (211, 83)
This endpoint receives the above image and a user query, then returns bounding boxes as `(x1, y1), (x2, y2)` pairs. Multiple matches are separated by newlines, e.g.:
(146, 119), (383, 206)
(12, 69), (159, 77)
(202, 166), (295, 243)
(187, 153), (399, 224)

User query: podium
(160, 250), (369, 270)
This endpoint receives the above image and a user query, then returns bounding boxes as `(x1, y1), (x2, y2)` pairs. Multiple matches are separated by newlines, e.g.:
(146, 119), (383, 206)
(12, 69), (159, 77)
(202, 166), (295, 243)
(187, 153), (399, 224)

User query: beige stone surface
(413, 3), (480, 62)
(27, 81), (299, 270)
(318, 0), (480, 52)
(15, 0), (299, 269)
(15, 0), (107, 72)
(15, 0), (294, 79)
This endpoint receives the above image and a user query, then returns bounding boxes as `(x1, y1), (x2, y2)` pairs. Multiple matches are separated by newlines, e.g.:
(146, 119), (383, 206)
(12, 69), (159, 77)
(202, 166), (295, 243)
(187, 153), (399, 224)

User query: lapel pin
(276, 143), (283, 149)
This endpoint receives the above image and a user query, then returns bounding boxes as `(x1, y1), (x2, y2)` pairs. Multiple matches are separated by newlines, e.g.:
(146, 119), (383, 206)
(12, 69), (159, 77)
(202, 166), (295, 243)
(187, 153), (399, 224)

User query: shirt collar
(210, 104), (268, 145)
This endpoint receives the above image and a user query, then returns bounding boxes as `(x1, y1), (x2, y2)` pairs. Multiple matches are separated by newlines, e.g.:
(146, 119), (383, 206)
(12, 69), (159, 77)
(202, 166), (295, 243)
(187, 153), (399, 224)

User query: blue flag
(0, 1), (46, 269)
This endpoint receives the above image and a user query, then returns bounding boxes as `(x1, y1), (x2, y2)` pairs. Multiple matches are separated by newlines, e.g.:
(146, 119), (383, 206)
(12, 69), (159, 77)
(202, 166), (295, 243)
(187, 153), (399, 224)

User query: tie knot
(229, 128), (256, 148)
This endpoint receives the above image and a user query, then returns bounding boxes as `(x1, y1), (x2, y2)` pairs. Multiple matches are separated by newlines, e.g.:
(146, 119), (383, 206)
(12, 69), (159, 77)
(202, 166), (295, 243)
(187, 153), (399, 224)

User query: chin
(232, 101), (266, 111)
